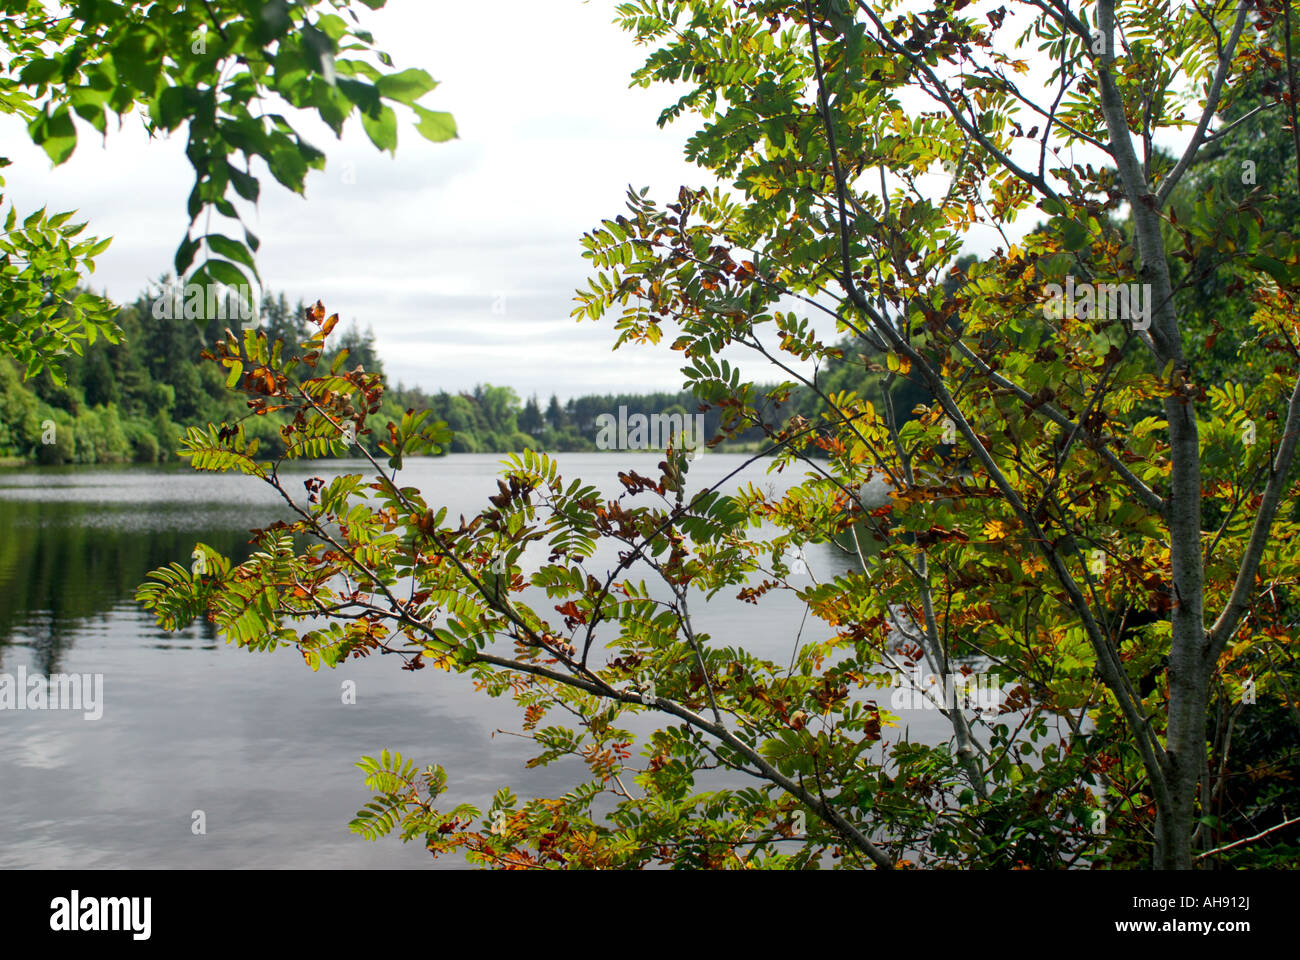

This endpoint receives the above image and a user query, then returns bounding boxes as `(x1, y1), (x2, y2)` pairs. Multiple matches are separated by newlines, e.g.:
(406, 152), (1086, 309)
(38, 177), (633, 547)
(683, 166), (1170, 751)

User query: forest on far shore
(0, 282), (811, 465)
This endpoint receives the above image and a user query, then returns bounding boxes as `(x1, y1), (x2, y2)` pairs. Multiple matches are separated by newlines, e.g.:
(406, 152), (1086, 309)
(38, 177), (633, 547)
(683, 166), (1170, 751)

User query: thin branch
(1195, 814), (1300, 861)
(1207, 369), (1300, 658)
(1155, 3), (1250, 205)
(808, 0), (1173, 815)
(854, 0), (1069, 212)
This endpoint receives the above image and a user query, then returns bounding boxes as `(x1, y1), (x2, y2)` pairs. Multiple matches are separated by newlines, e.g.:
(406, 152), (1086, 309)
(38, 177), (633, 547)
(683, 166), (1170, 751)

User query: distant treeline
(0, 283), (801, 464)
(390, 383), (780, 454)
(1, 285), (385, 464)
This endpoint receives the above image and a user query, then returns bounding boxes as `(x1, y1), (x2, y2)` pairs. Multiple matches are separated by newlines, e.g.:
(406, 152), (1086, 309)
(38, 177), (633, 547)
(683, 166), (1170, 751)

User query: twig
(1195, 814), (1300, 861)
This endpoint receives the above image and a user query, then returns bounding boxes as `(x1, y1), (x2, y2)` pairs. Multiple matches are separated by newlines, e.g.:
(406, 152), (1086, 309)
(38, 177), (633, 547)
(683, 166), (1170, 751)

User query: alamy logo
(595, 405), (707, 458)
(50, 891), (151, 940)
(151, 279), (259, 328)
(1042, 275), (1151, 331)
(492, 539), (549, 578)
(0, 667), (103, 720)
(890, 666), (1001, 711)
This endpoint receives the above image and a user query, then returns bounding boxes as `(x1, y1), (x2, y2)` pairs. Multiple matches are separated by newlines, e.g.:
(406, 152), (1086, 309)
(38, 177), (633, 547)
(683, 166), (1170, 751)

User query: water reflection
(0, 454), (962, 868)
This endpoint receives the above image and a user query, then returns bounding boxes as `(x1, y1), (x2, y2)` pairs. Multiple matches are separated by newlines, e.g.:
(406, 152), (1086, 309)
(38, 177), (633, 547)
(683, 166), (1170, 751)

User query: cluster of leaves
(130, 301), (1092, 868)
(0, 0), (455, 379)
(0, 168), (117, 380)
(139, 0), (1300, 868)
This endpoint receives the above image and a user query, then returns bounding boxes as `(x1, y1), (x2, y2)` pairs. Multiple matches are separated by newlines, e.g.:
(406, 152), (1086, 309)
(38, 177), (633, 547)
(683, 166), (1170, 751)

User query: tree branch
(1154, 3), (1250, 206)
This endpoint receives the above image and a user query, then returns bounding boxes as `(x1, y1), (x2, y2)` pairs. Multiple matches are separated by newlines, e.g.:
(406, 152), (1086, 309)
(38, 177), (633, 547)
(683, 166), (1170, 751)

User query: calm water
(0, 453), (952, 868)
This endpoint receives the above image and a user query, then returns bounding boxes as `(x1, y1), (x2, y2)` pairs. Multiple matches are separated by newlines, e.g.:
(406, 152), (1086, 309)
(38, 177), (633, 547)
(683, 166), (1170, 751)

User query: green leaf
(268, 146), (309, 192)
(30, 107), (77, 165)
(412, 105), (457, 143)
(1060, 219), (1089, 252)
(227, 164), (260, 203)
(19, 58), (63, 87)
(1250, 255), (1290, 287)
(377, 68), (438, 105)
(175, 236), (201, 275)
(189, 259), (255, 306)
(205, 234), (261, 282)
(361, 105), (398, 153)
(152, 85), (189, 131)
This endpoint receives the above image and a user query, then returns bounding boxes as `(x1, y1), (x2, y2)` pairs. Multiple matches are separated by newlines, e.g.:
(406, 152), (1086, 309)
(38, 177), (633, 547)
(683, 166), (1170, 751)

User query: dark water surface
(0, 453), (950, 868)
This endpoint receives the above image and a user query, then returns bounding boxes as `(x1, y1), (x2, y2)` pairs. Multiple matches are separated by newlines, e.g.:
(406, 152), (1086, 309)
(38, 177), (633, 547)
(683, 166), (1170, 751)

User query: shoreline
(0, 443), (772, 468)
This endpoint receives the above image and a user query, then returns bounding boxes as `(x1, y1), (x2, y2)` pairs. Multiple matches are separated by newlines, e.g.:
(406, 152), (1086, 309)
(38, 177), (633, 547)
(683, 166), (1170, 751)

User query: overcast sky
(1, 0), (1142, 402)
(1, 1), (731, 401)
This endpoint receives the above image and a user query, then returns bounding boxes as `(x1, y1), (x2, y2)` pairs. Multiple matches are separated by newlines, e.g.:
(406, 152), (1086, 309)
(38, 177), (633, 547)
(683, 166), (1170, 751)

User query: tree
(139, 1), (1300, 869)
(472, 383), (522, 445)
(328, 320), (383, 379)
(260, 291), (309, 349)
(519, 394), (544, 437)
(545, 393), (566, 431)
(0, 0), (456, 379)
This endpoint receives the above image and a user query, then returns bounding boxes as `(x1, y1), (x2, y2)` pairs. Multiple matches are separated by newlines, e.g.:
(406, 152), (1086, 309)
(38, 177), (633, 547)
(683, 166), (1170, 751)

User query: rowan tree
(139, 0), (1300, 869)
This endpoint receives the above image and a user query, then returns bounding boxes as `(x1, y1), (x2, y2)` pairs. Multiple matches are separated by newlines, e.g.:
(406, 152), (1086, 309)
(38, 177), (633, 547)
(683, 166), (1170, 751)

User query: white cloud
(6, 0), (1108, 401)
(2, 0), (747, 399)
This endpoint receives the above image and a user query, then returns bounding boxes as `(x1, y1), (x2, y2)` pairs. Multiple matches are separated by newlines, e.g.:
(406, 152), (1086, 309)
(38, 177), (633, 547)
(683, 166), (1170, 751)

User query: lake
(0, 452), (956, 868)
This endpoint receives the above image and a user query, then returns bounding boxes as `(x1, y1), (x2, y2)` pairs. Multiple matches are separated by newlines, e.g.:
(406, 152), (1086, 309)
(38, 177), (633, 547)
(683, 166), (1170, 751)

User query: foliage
(138, 0), (1300, 870)
(0, 0), (456, 379)
(0, 181), (118, 381)
(0, 278), (771, 462)
(0, 283), (380, 462)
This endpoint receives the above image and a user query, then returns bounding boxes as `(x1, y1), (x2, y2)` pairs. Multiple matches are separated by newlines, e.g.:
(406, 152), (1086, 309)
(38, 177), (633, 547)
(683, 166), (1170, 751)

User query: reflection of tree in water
(0, 497), (261, 674)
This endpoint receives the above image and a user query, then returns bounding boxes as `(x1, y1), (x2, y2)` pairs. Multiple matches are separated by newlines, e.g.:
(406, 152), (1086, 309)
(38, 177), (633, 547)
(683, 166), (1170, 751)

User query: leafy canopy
(0, 0), (456, 379)
(139, 0), (1300, 869)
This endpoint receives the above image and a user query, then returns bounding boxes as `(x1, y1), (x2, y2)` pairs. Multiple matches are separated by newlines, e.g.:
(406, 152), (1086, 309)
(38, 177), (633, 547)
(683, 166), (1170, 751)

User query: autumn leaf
(983, 520), (1008, 541)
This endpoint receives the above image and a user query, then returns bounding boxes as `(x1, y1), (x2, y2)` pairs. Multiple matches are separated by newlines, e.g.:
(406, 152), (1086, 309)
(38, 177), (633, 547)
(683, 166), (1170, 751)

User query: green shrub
(73, 405), (131, 463)
(123, 418), (161, 463)
(34, 409), (75, 465)
(0, 362), (42, 457)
